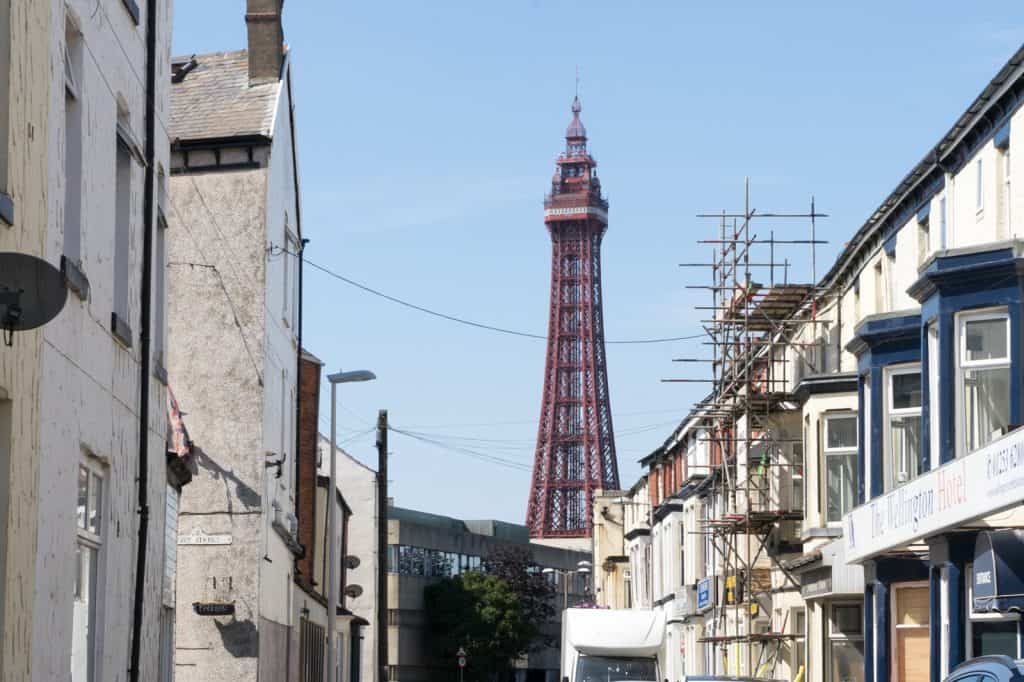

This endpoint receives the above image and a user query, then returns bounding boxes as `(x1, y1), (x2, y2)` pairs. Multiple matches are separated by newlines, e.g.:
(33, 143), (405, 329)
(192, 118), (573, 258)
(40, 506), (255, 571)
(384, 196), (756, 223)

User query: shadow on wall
(193, 445), (261, 511)
(214, 617), (258, 658)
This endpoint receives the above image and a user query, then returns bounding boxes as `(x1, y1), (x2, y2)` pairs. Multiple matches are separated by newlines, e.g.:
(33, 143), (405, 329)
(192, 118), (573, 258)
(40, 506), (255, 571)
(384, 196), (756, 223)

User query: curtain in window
(964, 367), (1010, 452)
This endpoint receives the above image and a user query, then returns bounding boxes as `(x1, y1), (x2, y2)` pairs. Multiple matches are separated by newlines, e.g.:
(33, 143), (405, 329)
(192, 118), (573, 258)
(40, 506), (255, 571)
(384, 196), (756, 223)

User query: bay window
(824, 414), (857, 523)
(829, 603), (864, 682)
(885, 366), (921, 490)
(958, 311), (1011, 455)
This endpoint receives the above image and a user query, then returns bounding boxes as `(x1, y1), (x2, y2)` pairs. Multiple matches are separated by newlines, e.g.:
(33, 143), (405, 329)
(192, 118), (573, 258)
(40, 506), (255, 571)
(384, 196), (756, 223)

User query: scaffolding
(667, 180), (832, 679)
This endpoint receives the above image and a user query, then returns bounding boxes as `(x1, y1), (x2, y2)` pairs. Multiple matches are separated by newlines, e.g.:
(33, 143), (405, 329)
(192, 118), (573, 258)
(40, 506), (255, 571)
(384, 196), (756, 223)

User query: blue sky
(172, 1), (1024, 524)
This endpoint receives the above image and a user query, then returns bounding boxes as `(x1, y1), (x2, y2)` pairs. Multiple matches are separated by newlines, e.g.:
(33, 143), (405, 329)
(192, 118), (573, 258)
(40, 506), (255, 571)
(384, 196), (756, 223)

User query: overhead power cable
(271, 245), (705, 345)
(387, 425), (532, 472)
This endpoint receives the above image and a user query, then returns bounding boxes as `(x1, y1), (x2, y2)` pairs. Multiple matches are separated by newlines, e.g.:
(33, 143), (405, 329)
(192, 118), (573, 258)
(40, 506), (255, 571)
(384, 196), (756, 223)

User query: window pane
(826, 417), (857, 449)
(826, 454), (857, 522)
(963, 366), (1011, 452)
(829, 639), (864, 682)
(87, 473), (101, 535)
(964, 318), (1008, 362)
(77, 466), (88, 530)
(832, 605), (862, 635)
(971, 620), (1017, 658)
(71, 543), (97, 682)
(890, 415), (921, 486)
(891, 373), (921, 409)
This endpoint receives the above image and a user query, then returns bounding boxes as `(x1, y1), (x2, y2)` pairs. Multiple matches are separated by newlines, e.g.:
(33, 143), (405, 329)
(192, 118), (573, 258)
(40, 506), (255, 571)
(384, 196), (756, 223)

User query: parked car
(945, 656), (1024, 682)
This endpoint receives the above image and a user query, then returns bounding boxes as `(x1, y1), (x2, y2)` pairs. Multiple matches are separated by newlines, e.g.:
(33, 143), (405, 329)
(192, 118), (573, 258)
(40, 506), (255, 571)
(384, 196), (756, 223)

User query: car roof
(949, 656), (1024, 678)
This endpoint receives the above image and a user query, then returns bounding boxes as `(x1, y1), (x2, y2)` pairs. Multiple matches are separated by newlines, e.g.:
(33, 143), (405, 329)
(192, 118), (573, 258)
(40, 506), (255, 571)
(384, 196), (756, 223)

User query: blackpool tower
(526, 96), (620, 542)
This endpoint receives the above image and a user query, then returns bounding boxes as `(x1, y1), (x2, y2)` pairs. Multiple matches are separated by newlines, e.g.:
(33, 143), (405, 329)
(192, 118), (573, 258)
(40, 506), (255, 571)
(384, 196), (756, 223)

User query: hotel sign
(844, 427), (1024, 563)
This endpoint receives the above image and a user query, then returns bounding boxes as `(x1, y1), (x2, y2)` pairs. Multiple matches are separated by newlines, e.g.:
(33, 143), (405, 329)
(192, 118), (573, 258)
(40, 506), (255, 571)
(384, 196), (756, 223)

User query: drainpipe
(129, 0), (158, 678)
(289, 65), (305, 540)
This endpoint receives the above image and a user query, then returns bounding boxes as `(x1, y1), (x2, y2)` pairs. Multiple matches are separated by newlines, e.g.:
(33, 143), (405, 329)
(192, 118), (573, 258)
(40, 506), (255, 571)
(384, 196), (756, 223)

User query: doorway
(893, 584), (930, 682)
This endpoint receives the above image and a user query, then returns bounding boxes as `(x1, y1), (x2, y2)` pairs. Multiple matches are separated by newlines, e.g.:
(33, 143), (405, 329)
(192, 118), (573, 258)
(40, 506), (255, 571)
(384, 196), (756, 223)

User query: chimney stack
(245, 0), (284, 85)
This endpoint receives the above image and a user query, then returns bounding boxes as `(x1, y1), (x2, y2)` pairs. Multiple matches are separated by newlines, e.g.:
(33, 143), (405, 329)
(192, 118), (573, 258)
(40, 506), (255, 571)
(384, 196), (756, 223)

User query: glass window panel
(826, 454), (857, 522)
(77, 466), (88, 530)
(826, 417), (858, 450)
(971, 620), (1018, 658)
(832, 605), (862, 635)
(891, 373), (922, 410)
(963, 366), (1011, 452)
(829, 639), (864, 682)
(890, 415), (921, 486)
(71, 543), (97, 682)
(87, 473), (101, 535)
(964, 318), (1008, 362)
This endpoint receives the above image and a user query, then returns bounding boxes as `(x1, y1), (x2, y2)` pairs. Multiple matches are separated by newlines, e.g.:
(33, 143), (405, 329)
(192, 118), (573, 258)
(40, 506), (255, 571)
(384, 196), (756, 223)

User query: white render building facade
(616, 40), (1024, 682)
(2, 0), (185, 681)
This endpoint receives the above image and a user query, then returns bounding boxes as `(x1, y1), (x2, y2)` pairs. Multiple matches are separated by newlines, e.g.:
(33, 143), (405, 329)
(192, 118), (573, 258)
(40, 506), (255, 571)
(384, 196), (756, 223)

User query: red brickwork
(295, 353), (322, 593)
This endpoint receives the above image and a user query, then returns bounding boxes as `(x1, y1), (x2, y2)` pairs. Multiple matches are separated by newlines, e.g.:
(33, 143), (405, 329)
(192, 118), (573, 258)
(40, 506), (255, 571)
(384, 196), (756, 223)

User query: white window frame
(956, 308), (1011, 457)
(73, 460), (105, 682)
(823, 413), (858, 525)
(827, 602), (864, 682)
(884, 364), (922, 491)
(977, 158), (985, 214)
(790, 607), (806, 678)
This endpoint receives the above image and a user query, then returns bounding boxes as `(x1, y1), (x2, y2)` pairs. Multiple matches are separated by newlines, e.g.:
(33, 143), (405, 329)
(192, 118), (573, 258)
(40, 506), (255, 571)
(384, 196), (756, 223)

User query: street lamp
(326, 369), (376, 682)
(543, 560), (592, 610)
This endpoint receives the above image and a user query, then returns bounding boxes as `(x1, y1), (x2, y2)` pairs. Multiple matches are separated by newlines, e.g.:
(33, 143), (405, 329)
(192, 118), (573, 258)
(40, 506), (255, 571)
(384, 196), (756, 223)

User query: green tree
(424, 548), (554, 682)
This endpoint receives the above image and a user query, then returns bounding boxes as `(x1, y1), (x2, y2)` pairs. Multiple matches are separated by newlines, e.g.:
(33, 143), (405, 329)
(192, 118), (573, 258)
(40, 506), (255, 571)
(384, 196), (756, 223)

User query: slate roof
(169, 49), (280, 143)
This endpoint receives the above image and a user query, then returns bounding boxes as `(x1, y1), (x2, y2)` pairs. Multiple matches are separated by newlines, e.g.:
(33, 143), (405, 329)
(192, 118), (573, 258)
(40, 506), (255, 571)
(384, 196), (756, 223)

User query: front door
(894, 585), (930, 682)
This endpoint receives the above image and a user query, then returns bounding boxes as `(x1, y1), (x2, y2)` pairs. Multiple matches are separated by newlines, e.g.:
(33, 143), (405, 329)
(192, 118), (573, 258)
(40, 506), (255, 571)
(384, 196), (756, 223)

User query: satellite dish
(345, 555), (361, 569)
(0, 253), (67, 346)
(344, 584), (364, 599)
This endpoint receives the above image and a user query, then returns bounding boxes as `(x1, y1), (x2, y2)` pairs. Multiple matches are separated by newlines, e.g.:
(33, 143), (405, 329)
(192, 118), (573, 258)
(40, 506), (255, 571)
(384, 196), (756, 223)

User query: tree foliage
(423, 546), (555, 681)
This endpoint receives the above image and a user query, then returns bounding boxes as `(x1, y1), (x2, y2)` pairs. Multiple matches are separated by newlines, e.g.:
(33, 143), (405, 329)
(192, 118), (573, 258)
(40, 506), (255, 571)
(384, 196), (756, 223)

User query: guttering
(128, 0), (158, 678)
(287, 56), (306, 579)
(820, 45), (1024, 296)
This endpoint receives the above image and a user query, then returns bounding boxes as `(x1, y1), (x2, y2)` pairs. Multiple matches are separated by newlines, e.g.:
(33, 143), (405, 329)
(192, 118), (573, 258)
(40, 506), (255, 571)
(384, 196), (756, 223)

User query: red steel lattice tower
(527, 97), (620, 539)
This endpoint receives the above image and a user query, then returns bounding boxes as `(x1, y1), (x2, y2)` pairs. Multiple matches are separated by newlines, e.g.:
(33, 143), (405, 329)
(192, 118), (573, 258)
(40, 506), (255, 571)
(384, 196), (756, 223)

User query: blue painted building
(839, 45), (1024, 682)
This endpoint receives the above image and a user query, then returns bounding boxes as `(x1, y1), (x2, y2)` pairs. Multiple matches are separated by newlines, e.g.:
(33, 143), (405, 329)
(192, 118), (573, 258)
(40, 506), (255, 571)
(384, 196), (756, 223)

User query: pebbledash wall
(167, 40), (304, 682)
(0, 1), (50, 680)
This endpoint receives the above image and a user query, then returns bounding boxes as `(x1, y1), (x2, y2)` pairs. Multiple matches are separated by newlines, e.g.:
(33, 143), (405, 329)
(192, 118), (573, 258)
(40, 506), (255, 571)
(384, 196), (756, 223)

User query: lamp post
(543, 560), (592, 611)
(327, 369), (376, 682)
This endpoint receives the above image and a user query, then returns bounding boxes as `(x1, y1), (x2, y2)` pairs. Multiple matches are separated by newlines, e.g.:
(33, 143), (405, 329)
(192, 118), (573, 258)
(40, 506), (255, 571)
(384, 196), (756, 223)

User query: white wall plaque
(178, 528), (233, 546)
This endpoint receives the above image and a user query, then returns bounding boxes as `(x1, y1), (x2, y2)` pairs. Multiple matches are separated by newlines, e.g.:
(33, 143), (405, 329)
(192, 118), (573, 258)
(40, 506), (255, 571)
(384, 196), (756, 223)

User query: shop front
(843, 423), (1024, 682)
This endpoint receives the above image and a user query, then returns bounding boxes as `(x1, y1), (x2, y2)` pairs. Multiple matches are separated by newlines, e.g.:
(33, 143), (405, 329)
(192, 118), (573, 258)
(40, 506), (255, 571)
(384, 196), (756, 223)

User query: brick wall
(296, 353), (322, 592)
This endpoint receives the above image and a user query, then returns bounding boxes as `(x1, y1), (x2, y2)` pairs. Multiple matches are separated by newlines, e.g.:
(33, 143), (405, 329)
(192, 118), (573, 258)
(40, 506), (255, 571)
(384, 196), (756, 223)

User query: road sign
(458, 657), (466, 669)
(457, 647), (467, 669)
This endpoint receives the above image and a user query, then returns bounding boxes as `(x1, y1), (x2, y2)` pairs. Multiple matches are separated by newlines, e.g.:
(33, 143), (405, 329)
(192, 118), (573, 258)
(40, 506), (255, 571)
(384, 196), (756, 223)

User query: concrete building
(0, 0), (186, 680)
(166, 2), (306, 678)
(387, 506), (590, 682)
(322, 433), (382, 682)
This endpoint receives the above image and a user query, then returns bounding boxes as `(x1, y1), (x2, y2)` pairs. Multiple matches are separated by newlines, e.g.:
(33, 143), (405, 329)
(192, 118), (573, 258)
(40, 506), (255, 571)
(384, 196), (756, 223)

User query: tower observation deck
(526, 97), (620, 541)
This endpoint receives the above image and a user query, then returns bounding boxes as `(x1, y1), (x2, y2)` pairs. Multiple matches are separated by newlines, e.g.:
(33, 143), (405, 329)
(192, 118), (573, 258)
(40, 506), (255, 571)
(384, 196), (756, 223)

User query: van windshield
(575, 655), (657, 682)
